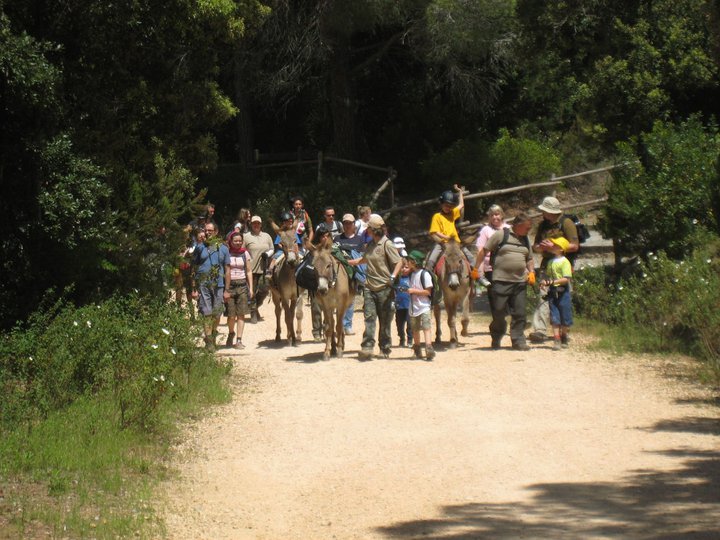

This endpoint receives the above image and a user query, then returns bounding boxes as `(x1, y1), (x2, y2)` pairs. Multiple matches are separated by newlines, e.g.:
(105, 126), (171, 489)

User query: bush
(600, 116), (720, 259)
(573, 232), (720, 377)
(0, 293), (214, 432)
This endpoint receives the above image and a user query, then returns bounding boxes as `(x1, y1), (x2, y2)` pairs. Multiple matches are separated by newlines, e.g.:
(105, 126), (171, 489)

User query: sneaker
(425, 346), (436, 360)
(413, 345), (423, 359)
(528, 332), (546, 343)
(407, 338), (413, 347)
(552, 339), (562, 350)
(235, 341), (245, 350)
(225, 332), (235, 347)
(399, 338), (406, 348)
(561, 334), (570, 348)
(358, 349), (373, 361)
(512, 342), (530, 351)
(344, 328), (355, 336)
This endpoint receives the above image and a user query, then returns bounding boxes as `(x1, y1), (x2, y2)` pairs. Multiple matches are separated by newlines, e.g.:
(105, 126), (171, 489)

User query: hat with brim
(368, 215), (385, 229)
(392, 237), (406, 249)
(342, 213), (355, 223)
(251, 215), (262, 223)
(538, 196), (563, 214)
(408, 250), (425, 266)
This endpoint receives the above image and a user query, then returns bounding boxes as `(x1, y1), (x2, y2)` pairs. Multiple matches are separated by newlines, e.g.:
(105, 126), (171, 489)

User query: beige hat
(368, 215), (385, 229)
(342, 213), (355, 222)
(538, 196), (563, 214)
(251, 215), (262, 223)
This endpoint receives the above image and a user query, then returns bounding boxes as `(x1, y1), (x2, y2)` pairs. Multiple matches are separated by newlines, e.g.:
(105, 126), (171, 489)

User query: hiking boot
(552, 339), (562, 351)
(250, 311), (258, 324)
(399, 338), (406, 348)
(235, 340), (245, 350)
(491, 338), (502, 350)
(512, 342), (530, 351)
(425, 346), (436, 361)
(528, 332), (546, 343)
(561, 334), (570, 348)
(225, 332), (235, 347)
(413, 345), (423, 359)
(381, 347), (391, 358)
(358, 349), (373, 361)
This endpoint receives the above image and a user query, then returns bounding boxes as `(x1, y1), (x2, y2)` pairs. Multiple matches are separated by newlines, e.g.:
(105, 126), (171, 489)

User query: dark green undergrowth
(0, 294), (232, 538)
(573, 231), (720, 383)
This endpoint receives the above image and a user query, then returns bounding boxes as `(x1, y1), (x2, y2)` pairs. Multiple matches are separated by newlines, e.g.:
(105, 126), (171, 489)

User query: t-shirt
(429, 207), (462, 243)
(546, 256), (573, 290)
(484, 229), (531, 283)
(243, 231), (274, 274)
(476, 223), (510, 271)
(228, 252), (251, 281)
(395, 275), (411, 310)
(409, 269), (434, 316)
(193, 242), (230, 288)
(336, 233), (365, 254)
(364, 236), (402, 292)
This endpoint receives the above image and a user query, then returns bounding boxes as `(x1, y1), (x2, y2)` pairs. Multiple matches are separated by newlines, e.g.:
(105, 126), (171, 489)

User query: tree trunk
(233, 51), (255, 168)
(327, 37), (359, 159)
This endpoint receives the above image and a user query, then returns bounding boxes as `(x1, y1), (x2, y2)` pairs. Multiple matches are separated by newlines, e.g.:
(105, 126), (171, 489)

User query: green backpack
(421, 269), (443, 306)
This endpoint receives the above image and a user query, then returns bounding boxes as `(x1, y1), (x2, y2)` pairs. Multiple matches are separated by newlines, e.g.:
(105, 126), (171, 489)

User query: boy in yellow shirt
(426, 183), (474, 269)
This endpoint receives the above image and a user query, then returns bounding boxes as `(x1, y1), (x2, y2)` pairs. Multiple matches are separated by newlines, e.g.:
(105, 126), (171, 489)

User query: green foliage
(513, 0), (719, 154)
(573, 233), (720, 378)
(599, 116), (720, 259)
(0, 294), (217, 432)
(421, 129), (560, 190)
(0, 297), (232, 538)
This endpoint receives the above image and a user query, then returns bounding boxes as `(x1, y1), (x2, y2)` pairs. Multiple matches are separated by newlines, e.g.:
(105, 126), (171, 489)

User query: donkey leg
(284, 300), (295, 346)
(460, 290), (470, 337)
(335, 309), (344, 357)
(274, 299), (282, 342)
(322, 311), (332, 359)
(448, 304), (458, 348)
(434, 304), (442, 344)
(294, 297), (303, 343)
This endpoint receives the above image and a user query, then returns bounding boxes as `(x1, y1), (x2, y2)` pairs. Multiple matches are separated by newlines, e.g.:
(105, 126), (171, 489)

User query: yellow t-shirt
(429, 207), (461, 242)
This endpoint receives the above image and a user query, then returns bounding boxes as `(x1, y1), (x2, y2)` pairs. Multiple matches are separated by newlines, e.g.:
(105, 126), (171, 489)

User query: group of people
(175, 187), (580, 357)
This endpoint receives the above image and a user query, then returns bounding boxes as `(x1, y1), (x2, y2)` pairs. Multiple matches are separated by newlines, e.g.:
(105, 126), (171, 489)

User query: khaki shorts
(226, 280), (250, 317)
(410, 311), (431, 332)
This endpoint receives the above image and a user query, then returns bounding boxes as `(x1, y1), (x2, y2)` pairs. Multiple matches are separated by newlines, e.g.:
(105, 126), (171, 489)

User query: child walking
(394, 261), (412, 347)
(406, 250), (436, 360)
(541, 237), (573, 350)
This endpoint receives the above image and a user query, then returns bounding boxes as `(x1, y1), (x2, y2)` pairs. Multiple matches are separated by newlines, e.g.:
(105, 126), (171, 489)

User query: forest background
(1, 0), (719, 339)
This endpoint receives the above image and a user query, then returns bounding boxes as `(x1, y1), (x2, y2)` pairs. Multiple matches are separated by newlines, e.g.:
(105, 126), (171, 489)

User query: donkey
(310, 244), (355, 359)
(269, 221), (303, 345)
(433, 239), (471, 347)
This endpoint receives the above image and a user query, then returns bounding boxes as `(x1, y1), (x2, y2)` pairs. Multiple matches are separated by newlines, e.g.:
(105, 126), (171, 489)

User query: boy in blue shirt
(394, 260), (412, 347)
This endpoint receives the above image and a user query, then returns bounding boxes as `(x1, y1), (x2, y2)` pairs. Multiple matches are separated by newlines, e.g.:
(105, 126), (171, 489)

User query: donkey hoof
(449, 341), (458, 349)
(461, 329), (469, 337)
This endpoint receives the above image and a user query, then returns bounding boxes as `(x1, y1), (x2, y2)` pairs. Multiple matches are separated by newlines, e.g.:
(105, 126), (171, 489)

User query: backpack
(421, 269), (443, 306)
(563, 214), (590, 244)
(489, 228), (531, 271)
(294, 254), (319, 291)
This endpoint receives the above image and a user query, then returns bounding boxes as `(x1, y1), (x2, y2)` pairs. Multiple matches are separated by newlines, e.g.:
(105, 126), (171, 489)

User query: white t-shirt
(409, 269), (434, 316)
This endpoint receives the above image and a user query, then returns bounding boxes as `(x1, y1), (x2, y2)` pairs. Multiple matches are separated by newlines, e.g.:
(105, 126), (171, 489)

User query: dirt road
(162, 299), (719, 539)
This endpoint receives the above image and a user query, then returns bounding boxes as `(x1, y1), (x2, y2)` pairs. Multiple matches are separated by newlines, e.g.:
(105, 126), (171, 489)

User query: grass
(0, 358), (233, 539)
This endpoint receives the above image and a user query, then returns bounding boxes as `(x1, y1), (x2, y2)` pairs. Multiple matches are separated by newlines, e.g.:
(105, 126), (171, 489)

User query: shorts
(410, 311), (431, 332)
(198, 284), (224, 317)
(548, 288), (573, 326)
(226, 280), (250, 317)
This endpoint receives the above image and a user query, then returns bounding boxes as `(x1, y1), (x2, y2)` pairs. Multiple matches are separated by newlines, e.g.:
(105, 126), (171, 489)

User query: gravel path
(162, 297), (719, 539)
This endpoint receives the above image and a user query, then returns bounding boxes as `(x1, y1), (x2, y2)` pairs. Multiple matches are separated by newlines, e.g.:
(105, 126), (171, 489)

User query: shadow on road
(377, 417), (720, 539)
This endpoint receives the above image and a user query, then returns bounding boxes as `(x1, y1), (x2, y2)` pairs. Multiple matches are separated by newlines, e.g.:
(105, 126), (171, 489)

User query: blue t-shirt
(395, 275), (411, 310)
(193, 242), (230, 288)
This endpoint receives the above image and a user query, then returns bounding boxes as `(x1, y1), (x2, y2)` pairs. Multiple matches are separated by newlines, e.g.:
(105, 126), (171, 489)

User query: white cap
(393, 237), (406, 249)
(251, 215), (262, 223)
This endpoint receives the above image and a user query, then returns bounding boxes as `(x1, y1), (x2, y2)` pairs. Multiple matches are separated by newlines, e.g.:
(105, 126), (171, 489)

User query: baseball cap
(368, 215), (385, 229)
(251, 215), (262, 223)
(342, 213), (355, 222)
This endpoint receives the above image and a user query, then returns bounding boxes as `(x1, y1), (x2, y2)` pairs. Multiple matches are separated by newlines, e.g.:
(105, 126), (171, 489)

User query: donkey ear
(270, 220), (280, 234)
